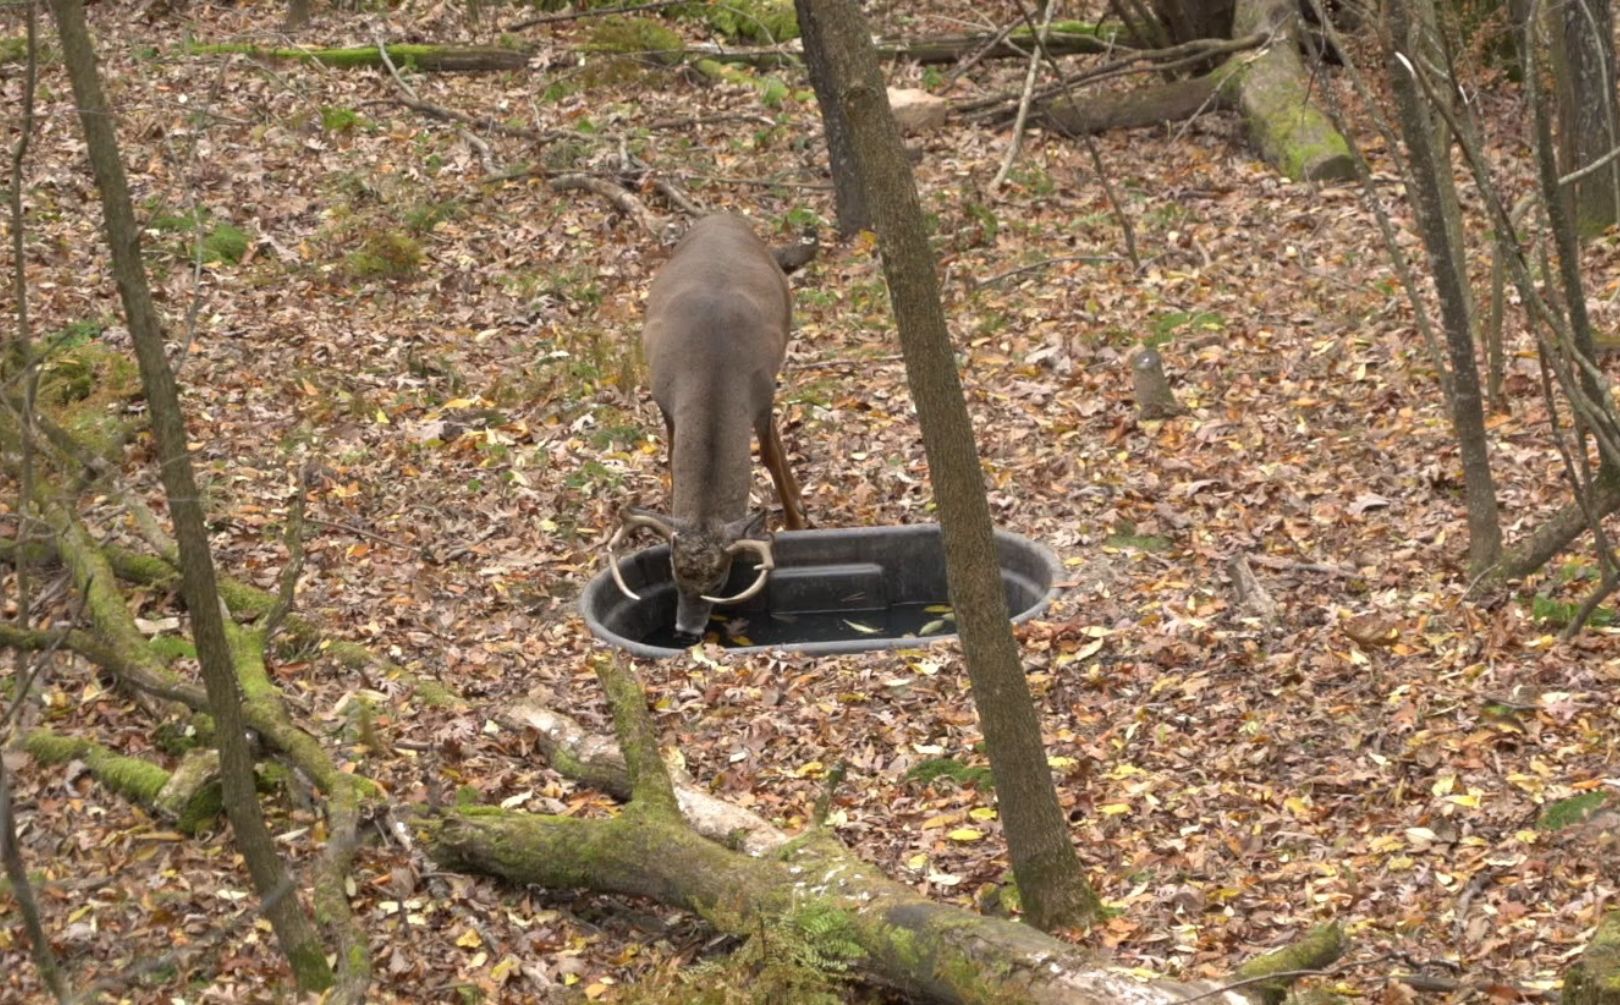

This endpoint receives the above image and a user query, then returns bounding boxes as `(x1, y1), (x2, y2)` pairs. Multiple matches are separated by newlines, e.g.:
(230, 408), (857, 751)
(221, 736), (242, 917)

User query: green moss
(24, 730), (170, 804)
(37, 342), (140, 462)
(680, 0), (798, 42)
(149, 634), (198, 664)
(153, 718), (204, 756)
(48, 316), (108, 351)
(344, 230), (423, 280)
(1539, 791), (1612, 831)
(320, 105), (368, 132)
(201, 222), (250, 264)
(256, 760), (296, 794)
(585, 16), (684, 61)
(0, 35), (28, 65)
(412, 678), (463, 708)
(905, 757), (993, 790)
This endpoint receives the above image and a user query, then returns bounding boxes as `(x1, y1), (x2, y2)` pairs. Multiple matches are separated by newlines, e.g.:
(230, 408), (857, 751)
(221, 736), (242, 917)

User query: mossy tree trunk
(48, 0), (333, 991)
(1566, 909), (1620, 1005)
(1227, 0), (1354, 181)
(796, 0), (1103, 932)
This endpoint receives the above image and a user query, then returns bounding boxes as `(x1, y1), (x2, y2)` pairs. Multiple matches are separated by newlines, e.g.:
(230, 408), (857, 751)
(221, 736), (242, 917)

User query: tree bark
(48, 0), (333, 990)
(792, 0), (869, 237)
(798, 0), (1102, 932)
(1386, 0), (1502, 577)
(1553, 0), (1620, 235)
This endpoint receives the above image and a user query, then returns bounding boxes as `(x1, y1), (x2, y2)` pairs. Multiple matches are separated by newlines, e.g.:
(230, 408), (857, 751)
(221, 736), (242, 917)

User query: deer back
(641, 215), (791, 523)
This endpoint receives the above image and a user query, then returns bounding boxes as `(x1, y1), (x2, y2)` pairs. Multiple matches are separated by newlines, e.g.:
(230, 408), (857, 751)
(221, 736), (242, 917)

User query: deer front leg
(759, 413), (806, 530)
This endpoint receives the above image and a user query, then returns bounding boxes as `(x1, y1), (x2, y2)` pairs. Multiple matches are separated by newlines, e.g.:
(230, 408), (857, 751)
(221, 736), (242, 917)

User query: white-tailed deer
(606, 214), (807, 637)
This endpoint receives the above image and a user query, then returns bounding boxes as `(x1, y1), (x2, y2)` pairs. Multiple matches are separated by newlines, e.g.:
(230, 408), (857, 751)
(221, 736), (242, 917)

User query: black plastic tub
(581, 524), (1064, 658)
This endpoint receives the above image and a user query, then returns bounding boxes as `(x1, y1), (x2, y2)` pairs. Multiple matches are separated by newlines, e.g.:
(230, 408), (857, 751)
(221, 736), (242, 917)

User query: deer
(606, 214), (807, 638)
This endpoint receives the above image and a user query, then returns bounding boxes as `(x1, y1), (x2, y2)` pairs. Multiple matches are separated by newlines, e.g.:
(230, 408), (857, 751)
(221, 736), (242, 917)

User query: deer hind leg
(758, 413), (806, 530)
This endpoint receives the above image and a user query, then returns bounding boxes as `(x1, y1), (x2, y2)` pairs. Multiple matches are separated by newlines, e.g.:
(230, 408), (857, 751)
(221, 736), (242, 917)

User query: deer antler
(606, 507), (679, 601)
(701, 537), (775, 604)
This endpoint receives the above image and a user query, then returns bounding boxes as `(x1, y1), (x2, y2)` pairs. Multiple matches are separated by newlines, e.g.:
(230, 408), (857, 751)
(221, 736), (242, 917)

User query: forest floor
(2, 0), (1618, 1002)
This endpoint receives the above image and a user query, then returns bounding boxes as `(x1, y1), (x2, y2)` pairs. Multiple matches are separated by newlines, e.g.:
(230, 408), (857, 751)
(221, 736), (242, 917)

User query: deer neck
(669, 394), (754, 524)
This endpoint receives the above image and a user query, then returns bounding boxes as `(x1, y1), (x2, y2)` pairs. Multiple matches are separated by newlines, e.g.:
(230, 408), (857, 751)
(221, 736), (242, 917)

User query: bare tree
(795, 0), (1102, 932)
(1386, 0), (1502, 577)
(47, 0), (333, 990)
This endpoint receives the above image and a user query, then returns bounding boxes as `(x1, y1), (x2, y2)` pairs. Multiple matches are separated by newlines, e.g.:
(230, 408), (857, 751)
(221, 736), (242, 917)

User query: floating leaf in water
(919, 619), (950, 636)
(732, 635), (753, 646)
(924, 604), (953, 614)
(843, 619), (881, 634)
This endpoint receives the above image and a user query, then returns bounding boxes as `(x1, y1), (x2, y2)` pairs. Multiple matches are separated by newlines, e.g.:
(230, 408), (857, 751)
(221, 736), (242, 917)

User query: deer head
(608, 506), (775, 637)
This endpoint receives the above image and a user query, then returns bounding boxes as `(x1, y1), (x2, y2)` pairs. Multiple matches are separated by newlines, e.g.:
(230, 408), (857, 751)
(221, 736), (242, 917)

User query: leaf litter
(1, 0), (1618, 1001)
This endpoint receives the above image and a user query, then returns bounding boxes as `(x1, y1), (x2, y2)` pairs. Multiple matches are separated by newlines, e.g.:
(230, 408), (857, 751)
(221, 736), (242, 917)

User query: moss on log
(424, 805), (1267, 1005)
(1233, 923), (1346, 1004)
(1226, 0), (1352, 182)
(1567, 910), (1620, 1005)
(24, 730), (222, 832)
(187, 42), (530, 73)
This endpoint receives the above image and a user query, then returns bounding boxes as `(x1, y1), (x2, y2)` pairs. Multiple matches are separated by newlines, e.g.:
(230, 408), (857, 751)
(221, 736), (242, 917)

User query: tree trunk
(797, 0), (1102, 932)
(1386, 0), (1502, 577)
(1553, 0), (1620, 235)
(792, 0), (869, 237)
(1151, 0), (1235, 43)
(48, 0), (333, 991)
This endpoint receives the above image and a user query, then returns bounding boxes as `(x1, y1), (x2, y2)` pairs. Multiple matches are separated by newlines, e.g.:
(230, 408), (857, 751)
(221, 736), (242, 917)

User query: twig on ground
(646, 112), (777, 131)
(549, 173), (667, 236)
(306, 517), (415, 551)
(262, 468), (308, 644)
(990, 0), (1053, 191)
(367, 96), (564, 144)
(975, 252), (1130, 288)
(374, 37), (496, 172)
(506, 0), (685, 31)
(1246, 554), (1358, 577)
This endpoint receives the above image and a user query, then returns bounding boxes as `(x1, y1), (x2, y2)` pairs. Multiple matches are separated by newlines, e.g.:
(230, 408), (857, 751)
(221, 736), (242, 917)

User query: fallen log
(421, 655), (1343, 1005)
(186, 42), (531, 72)
(1031, 0), (1351, 183)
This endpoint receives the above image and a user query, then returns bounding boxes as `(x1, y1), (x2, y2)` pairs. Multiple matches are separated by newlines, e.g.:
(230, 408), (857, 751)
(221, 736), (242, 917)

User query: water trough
(581, 524), (1064, 658)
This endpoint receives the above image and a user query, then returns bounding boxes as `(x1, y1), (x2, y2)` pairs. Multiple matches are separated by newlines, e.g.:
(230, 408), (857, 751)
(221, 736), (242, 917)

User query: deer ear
(727, 510), (769, 541)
